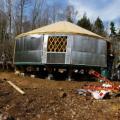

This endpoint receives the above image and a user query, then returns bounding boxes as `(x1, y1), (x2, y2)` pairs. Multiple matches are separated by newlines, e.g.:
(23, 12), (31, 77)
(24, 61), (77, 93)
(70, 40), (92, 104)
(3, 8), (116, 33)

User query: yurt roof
(16, 21), (107, 40)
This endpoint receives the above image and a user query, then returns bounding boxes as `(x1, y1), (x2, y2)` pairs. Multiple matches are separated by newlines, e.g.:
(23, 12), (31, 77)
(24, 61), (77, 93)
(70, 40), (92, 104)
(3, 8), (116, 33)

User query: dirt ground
(0, 72), (120, 120)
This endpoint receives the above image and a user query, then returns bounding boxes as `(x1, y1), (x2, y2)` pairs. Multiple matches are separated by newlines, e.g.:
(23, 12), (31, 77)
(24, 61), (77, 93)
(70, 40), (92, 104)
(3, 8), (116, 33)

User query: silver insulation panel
(15, 35), (43, 64)
(47, 53), (65, 64)
(71, 35), (107, 67)
(15, 34), (107, 67)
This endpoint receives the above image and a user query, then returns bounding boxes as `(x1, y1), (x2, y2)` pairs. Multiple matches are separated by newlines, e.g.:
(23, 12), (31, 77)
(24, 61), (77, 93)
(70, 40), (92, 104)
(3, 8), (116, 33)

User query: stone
(59, 91), (67, 98)
(36, 114), (41, 119)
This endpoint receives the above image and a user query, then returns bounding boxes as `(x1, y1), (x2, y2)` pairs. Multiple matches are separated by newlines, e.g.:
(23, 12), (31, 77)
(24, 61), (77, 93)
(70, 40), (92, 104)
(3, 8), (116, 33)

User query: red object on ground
(84, 85), (120, 91)
(89, 70), (113, 85)
(84, 70), (120, 92)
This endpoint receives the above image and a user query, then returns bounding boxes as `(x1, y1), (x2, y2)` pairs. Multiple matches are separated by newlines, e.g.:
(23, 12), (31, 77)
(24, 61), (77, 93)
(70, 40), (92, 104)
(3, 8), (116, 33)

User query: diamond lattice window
(47, 36), (67, 52)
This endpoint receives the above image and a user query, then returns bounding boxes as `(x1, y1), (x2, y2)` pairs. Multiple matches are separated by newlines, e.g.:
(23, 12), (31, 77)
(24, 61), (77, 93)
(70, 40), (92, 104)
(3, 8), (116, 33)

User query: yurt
(14, 21), (108, 80)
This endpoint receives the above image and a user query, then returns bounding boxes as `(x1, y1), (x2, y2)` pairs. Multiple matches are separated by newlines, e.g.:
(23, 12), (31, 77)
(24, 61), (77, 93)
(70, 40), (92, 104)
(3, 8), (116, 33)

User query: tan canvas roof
(16, 21), (106, 40)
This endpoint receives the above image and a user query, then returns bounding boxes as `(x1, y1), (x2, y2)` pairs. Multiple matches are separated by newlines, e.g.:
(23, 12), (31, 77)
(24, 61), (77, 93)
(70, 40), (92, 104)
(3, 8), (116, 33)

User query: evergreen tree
(93, 17), (105, 36)
(67, 16), (73, 23)
(77, 13), (92, 31)
(110, 21), (116, 35)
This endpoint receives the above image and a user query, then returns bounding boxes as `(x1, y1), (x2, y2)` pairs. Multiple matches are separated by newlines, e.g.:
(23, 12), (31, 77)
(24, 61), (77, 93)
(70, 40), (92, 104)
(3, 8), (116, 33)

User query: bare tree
(6, 0), (12, 40)
(14, 0), (31, 34)
(0, 10), (8, 58)
(31, 0), (46, 29)
(49, 1), (66, 23)
(65, 5), (78, 22)
(19, 0), (25, 33)
(0, 0), (5, 11)
(22, 16), (31, 32)
(41, 7), (50, 25)
(50, 3), (58, 23)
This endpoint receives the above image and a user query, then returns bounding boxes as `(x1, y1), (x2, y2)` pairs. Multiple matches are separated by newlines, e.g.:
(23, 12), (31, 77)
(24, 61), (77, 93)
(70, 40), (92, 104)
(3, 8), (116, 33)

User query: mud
(0, 72), (120, 120)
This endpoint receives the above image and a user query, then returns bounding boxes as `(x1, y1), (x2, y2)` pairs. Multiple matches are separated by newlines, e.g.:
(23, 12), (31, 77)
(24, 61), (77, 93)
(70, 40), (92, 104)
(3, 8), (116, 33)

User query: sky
(26, 0), (120, 29)
(68, 0), (120, 26)
(47, 0), (67, 7)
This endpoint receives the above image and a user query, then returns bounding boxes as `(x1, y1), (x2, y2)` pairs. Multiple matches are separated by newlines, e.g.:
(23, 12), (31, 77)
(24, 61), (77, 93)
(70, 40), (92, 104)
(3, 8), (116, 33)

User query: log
(7, 81), (25, 95)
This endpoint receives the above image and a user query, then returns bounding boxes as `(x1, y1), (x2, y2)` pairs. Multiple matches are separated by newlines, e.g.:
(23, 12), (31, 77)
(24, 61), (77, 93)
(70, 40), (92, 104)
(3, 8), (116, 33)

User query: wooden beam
(7, 81), (25, 95)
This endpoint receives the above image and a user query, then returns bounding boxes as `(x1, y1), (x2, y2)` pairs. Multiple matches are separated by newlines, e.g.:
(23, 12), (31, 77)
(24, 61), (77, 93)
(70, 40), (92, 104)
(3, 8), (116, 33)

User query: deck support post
(67, 66), (72, 81)
(46, 66), (53, 80)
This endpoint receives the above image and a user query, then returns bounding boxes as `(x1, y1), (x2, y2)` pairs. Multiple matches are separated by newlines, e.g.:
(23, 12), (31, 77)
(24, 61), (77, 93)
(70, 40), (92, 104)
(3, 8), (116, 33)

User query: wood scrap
(7, 81), (25, 95)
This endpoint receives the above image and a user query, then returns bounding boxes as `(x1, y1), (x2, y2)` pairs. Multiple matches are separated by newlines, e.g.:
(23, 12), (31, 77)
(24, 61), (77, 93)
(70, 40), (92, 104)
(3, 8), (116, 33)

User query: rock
(36, 114), (41, 119)
(15, 71), (20, 75)
(20, 73), (25, 77)
(30, 75), (35, 78)
(58, 88), (63, 91)
(71, 110), (76, 115)
(48, 118), (53, 120)
(3, 78), (7, 81)
(16, 118), (20, 120)
(59, 91), (67, 98)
